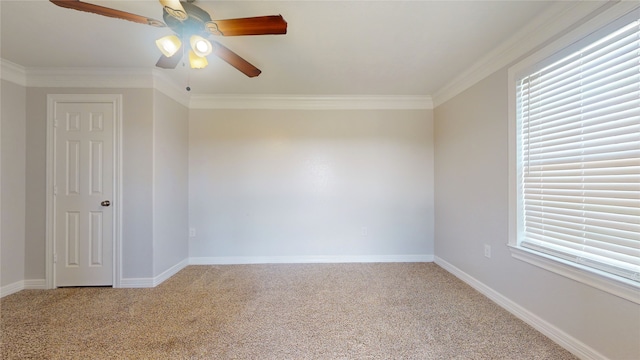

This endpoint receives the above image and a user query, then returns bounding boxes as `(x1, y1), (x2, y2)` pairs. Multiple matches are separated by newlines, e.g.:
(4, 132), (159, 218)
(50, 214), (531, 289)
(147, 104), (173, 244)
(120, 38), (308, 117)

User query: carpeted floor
(1, 263), (577, 359)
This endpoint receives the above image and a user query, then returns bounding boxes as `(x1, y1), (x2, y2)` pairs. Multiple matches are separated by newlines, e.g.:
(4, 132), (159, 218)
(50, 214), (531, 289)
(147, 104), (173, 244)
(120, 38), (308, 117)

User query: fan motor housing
(163, 2), (212, 37)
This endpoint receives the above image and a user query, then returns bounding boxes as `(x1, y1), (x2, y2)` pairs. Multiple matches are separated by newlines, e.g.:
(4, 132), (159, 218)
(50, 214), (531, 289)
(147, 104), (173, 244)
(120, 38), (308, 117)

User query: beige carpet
(1, 263), (576, 359)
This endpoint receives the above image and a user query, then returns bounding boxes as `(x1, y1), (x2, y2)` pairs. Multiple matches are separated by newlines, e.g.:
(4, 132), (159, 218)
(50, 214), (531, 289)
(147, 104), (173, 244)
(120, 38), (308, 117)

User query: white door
(53, 101), (114, 286)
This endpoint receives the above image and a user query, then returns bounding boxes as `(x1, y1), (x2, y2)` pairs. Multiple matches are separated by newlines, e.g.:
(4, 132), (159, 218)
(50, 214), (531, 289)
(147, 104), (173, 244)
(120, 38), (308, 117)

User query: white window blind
(517, 18), (640, 282)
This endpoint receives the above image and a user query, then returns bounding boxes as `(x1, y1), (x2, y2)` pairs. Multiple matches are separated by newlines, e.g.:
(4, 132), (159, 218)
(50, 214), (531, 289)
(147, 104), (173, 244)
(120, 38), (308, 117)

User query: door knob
(101, 200), (111, 207)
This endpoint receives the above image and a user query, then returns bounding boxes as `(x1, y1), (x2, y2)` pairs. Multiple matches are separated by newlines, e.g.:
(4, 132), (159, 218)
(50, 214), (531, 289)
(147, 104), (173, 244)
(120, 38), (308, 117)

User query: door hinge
(53, 253), (58, 264)
(53, 186), (58, 196)
(54, 119), (59, 128)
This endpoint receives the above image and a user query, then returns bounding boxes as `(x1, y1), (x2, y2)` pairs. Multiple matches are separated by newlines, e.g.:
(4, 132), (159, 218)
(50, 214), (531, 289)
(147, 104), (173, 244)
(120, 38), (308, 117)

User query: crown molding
(0, 61), (156, 89)
(432, 0), (613, 108)
(0, 60), (190, 108)
(189, 94), (433, 110)
(0, 59), (27, 86)
(24, 67), (156, 89)
(1, 60), (431, 110)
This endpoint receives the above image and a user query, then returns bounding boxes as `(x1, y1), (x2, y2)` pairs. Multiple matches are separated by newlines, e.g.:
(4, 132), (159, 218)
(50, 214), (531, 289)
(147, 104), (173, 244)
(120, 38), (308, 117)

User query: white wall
(152, 90), (189, 276)
(189, 109), (434, 262)
(0, 79), (26, 291)
(433, 69), (640, 360)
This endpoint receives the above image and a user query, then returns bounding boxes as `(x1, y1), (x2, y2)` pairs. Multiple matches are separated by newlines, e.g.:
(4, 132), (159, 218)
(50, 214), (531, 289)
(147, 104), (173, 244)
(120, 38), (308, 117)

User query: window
(509, 7), (640, 303)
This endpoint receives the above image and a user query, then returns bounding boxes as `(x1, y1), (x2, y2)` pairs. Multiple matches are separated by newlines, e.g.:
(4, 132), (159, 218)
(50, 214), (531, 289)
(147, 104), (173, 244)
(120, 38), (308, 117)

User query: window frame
(508, 4), (640, 305)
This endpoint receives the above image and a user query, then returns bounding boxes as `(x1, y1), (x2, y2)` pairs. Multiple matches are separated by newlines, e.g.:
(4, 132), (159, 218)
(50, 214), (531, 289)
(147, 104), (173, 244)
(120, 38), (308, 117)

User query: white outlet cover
(484, 244), (491, 258)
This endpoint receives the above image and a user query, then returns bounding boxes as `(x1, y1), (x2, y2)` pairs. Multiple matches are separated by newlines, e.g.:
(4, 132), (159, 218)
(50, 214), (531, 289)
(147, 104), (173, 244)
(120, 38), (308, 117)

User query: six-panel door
(54, 102), (114, 286)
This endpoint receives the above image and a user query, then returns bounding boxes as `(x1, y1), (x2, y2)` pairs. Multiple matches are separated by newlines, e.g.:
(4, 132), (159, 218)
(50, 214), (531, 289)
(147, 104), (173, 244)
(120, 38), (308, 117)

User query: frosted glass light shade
(155, 35), (182, 57)
(190, 35), (212, 57)
(189, 50), (208, 69)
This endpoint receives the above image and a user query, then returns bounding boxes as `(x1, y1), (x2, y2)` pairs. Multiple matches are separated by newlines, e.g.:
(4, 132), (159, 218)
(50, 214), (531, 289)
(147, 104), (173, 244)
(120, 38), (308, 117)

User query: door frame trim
(45, 94), (123, 289)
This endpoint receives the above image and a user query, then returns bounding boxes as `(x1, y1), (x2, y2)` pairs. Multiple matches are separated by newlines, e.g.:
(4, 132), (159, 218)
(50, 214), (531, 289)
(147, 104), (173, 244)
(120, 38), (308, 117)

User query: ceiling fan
(49, 0), (287, 77)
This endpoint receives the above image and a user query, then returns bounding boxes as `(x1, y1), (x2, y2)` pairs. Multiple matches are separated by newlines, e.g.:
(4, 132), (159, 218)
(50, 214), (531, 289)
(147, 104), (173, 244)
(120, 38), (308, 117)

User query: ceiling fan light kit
(50, 0), (287, 76)
(155, 35), (182, 58)
(189, 35), (213, 58)
(188, 50), (209, 69)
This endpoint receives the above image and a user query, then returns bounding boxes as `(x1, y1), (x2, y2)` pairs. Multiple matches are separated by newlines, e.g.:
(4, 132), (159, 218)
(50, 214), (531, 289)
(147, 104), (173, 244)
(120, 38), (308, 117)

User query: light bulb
(190, 35), (212, 57)
(195, 40), (208, 53)
(164, 42), (177, 54)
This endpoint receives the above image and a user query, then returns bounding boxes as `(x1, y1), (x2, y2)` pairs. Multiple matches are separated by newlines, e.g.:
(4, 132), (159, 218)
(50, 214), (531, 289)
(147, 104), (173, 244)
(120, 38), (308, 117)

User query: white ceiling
(1, 1), (561, 97)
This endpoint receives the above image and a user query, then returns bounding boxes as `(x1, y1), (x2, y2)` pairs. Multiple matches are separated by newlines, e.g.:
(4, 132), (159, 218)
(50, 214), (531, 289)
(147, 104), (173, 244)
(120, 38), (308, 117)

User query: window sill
(508, 245), (640, 305)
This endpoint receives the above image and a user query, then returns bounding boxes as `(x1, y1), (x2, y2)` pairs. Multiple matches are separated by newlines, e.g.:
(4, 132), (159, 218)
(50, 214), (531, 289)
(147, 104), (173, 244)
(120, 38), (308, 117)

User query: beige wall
(5, 85), (432, 285)
(1, 79), (26, 289)
(16, 86), (188, 284)
(2, 69), (637, 358)
(434, 68), (640, 360)
(24, 87), (156, 280)
(189, 109), (434, 261)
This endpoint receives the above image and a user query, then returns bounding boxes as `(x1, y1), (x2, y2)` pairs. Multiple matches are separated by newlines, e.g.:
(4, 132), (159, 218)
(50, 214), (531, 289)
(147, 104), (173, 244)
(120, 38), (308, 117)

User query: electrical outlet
(189, 228), (196, 237)
(484, 244), (491, 258)
(361, 226), (368, 237)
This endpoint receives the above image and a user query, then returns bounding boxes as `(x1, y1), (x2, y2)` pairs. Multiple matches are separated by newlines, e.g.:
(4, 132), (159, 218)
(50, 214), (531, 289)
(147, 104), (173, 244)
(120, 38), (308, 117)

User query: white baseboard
(434, 256), (607, 360)
(118, 277), (154, 288)
(0, 281), (24, 298)
(152, 258), (189, 287)
(24, 279), (46, 289)
(119, 258), (189, 288)
(189, 254), (434, 265)
(1, 279), (46, 298)
(2, 256), (432, 293)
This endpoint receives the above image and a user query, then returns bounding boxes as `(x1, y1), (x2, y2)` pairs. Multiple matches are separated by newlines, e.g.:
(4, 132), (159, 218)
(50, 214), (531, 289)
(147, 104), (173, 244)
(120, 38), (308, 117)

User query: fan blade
(211, 41), (261, 77)
(50, 0), (165, 27)
(156, 50), (183, 69)
(207, 15), (287, 36)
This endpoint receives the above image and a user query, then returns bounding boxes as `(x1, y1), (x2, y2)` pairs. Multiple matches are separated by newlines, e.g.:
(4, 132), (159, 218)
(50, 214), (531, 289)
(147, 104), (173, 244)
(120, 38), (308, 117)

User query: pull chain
(186, 65), (191, 92)
(182, 42), (191, 92)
